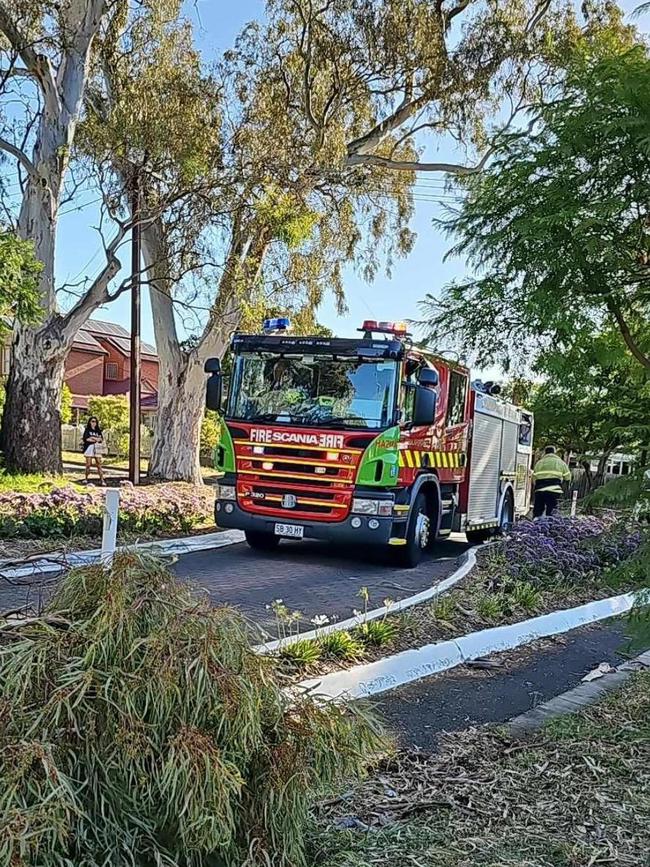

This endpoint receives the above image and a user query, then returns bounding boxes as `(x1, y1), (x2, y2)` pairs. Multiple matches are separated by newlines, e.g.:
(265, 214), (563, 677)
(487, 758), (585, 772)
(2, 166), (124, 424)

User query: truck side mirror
(418, 368), (439, 387)
(412, 385), (437, 426)
(205, 358), (223, 412)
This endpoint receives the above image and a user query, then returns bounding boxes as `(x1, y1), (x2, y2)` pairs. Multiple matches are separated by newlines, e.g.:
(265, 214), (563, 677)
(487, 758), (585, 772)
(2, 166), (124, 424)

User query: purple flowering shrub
(0, 484), (213, 539)
(482, 515), (643, 589)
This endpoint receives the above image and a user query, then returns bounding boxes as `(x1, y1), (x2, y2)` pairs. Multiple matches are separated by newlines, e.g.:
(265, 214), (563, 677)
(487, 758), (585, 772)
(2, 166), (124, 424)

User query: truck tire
(497, 493), (514, 534)
(395, 492), (430, 568)
(466, 494), (514, 545)
(245, 530), (280, 551)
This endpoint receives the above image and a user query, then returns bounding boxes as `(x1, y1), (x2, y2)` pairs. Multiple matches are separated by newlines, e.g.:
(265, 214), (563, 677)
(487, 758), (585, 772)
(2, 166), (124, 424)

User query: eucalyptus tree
(0, 1), (124, 472)
(139, 0), (592, 482)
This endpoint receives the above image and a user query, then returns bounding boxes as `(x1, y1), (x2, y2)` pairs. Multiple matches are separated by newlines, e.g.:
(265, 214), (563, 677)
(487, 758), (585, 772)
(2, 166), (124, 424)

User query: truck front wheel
(395, 492), (430, 568)
(245, 530), (281, 551)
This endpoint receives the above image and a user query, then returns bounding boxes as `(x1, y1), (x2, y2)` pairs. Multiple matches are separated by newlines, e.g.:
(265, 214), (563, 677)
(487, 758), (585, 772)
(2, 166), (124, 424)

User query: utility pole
(128, 168), (141, 485)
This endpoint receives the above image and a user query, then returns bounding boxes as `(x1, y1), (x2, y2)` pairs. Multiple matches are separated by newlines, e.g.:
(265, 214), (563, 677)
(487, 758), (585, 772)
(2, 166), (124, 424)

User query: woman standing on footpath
(82, 416), (107, 486)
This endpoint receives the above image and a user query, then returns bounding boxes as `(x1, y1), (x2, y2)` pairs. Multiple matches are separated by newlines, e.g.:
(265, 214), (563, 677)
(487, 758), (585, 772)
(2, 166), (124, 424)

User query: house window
(446, 370), (468, 427)
(105, 362), (119, 380)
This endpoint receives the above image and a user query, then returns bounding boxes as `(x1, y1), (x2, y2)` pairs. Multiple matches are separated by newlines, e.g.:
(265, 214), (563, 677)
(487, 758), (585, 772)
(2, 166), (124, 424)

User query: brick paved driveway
(172, 534), (471, 635)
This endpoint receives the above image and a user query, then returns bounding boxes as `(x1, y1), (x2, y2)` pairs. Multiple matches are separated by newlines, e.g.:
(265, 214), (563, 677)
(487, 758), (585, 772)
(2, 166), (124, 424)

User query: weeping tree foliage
(0, 553), (385, 867)
(421, 25), (650, 372)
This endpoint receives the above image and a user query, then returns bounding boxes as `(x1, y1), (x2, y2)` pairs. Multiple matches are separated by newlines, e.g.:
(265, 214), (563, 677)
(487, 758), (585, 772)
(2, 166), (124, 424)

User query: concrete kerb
(0, 530), (246, 582)
(296, 590), (644, 701)
(253, 547), (478, 655)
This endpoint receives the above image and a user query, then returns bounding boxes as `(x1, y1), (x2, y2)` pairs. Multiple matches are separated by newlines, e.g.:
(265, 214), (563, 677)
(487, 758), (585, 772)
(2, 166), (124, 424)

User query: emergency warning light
(360, 319), (409, 337)
(263, 317), (291, 333)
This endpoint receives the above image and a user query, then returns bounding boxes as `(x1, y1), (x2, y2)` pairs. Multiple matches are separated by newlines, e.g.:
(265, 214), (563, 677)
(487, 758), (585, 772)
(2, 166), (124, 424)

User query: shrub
(0, 553), (385, 867)
(485, 515), (643, 590)
(278, 638), (322, 667)
(509, 581), (543, 612)
(476, 593), (505, 621)
(319, 630), (365, 660)
(431, 595), (456, 622)
(0, 483), (213, 538)
(356, 619), (398, 648)
(200, 409), (221, 465)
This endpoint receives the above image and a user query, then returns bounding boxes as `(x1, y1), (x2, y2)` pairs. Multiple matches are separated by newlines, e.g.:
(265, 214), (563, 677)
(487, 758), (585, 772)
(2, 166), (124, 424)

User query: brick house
(1, 319), (160, 425)
(66, 319), (159, 423)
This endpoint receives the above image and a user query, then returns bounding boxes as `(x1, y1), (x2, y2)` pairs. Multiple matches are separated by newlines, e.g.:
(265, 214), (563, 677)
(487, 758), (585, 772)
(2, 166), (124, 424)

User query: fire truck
(205, 318), (533, 567)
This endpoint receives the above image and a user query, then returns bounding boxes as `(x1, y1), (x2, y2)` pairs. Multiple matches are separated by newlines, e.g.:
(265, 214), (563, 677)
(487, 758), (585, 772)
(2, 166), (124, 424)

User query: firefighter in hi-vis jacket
(532, 446), (572, 517)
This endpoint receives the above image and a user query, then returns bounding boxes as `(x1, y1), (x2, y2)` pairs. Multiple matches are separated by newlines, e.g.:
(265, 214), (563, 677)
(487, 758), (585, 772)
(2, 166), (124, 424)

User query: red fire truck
(205, 319), (533, 566)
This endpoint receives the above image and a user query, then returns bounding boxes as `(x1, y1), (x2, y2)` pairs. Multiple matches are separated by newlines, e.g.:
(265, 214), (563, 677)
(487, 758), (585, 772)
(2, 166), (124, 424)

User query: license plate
(274, 523), (304, 539)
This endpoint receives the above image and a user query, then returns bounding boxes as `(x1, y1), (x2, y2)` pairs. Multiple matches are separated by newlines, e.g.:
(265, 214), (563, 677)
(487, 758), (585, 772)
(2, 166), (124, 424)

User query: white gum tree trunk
(0, 1), (112, 473)
(144, 217), (268, 484)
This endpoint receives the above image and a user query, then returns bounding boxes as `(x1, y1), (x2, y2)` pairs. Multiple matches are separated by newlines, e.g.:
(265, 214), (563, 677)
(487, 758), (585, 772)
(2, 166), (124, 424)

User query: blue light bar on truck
(263, 317), (291, 333)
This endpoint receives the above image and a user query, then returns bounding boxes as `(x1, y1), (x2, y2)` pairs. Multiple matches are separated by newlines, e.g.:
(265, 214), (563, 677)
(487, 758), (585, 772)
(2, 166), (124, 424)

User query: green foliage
(59, 383), (73, 425)
(86, 394), (129, 432)
(200, 409), (221, 464)
(508, 581), (543, 612)
(0, 484), (212, 539)
(319, 630), (365, 661)
(584, 470), (649, 516)
(476, 593), (506, 621)
(431, 595), (456, 622)
(0, 231), (43, 334)
(0, 472), (65, 494)
(255, 186), (318, 249)
(278, 638), (322, 668)
(528, 330), (650, 460)
(423, 35), (650, 373)
(356, 619), (398, 648)
(0, 554), (385, 866)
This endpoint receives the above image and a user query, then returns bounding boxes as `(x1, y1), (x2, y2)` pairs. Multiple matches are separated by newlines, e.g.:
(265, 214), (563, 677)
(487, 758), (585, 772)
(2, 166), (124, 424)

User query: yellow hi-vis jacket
(533, 454), (572, 495)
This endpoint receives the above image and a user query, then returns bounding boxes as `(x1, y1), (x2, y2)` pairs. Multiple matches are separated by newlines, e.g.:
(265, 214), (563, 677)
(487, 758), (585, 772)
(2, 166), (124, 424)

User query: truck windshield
(228, 353), (398, 429)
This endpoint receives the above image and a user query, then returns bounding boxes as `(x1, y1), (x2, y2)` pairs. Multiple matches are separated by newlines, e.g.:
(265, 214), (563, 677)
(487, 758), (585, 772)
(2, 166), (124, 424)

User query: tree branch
(606, 299), (650, 371)
(345, 150), (494, 174)
(0, 135), (38, 179)
(0, 4), (59, 114)
(346, 91), (433, 158)
(60, 225), (128, 343)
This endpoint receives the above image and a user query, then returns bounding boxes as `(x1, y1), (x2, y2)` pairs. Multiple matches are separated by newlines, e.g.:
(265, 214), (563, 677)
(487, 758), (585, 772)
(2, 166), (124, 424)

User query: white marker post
(102, 489), (120, 566)
(570, 489), (578, 518)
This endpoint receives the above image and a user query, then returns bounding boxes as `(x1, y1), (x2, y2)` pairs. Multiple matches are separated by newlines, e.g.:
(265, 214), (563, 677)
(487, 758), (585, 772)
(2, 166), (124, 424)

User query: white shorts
(84, 444), (99, 457)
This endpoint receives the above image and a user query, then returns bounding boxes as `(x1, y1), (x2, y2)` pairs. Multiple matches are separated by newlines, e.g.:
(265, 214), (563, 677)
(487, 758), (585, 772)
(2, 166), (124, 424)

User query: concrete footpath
(376, 620), (638, 751)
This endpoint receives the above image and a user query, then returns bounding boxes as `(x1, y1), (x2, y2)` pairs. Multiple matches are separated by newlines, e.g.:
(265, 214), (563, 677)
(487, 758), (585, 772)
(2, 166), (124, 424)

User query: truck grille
(233, 437), (363, 521)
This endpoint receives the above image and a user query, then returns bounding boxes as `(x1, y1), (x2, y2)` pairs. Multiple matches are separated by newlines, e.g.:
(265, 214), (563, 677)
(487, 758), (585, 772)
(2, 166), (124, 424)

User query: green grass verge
(314, 672), (650, 867)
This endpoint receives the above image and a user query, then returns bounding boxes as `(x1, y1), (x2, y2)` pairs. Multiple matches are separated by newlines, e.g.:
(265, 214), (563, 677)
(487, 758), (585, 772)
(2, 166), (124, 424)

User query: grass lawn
(61, 450), (221, 481)
(316, 672), (650, 867)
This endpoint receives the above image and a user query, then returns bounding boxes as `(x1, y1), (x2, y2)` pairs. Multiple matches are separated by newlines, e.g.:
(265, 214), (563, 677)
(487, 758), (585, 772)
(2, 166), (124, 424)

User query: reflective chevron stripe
(398, 450), (466, 469)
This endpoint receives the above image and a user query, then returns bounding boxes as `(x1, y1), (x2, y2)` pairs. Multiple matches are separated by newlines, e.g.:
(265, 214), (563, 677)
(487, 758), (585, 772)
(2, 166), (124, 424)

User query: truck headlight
(352, 498), (393, 516)
(218, 485), (236, 501)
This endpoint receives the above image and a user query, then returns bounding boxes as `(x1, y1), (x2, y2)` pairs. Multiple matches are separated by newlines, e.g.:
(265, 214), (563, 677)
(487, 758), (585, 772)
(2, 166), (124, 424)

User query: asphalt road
(376, 620), (636, 750)
(172, 534), (471, 634)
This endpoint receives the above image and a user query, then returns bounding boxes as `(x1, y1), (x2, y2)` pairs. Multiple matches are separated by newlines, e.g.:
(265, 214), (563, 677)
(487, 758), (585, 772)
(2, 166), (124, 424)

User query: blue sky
(14, 1), (649, 366)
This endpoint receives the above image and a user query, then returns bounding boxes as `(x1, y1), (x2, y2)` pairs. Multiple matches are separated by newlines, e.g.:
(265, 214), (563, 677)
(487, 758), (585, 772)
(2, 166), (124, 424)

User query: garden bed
(0, 482), (215, 550)
(274, 515), (649, 680)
